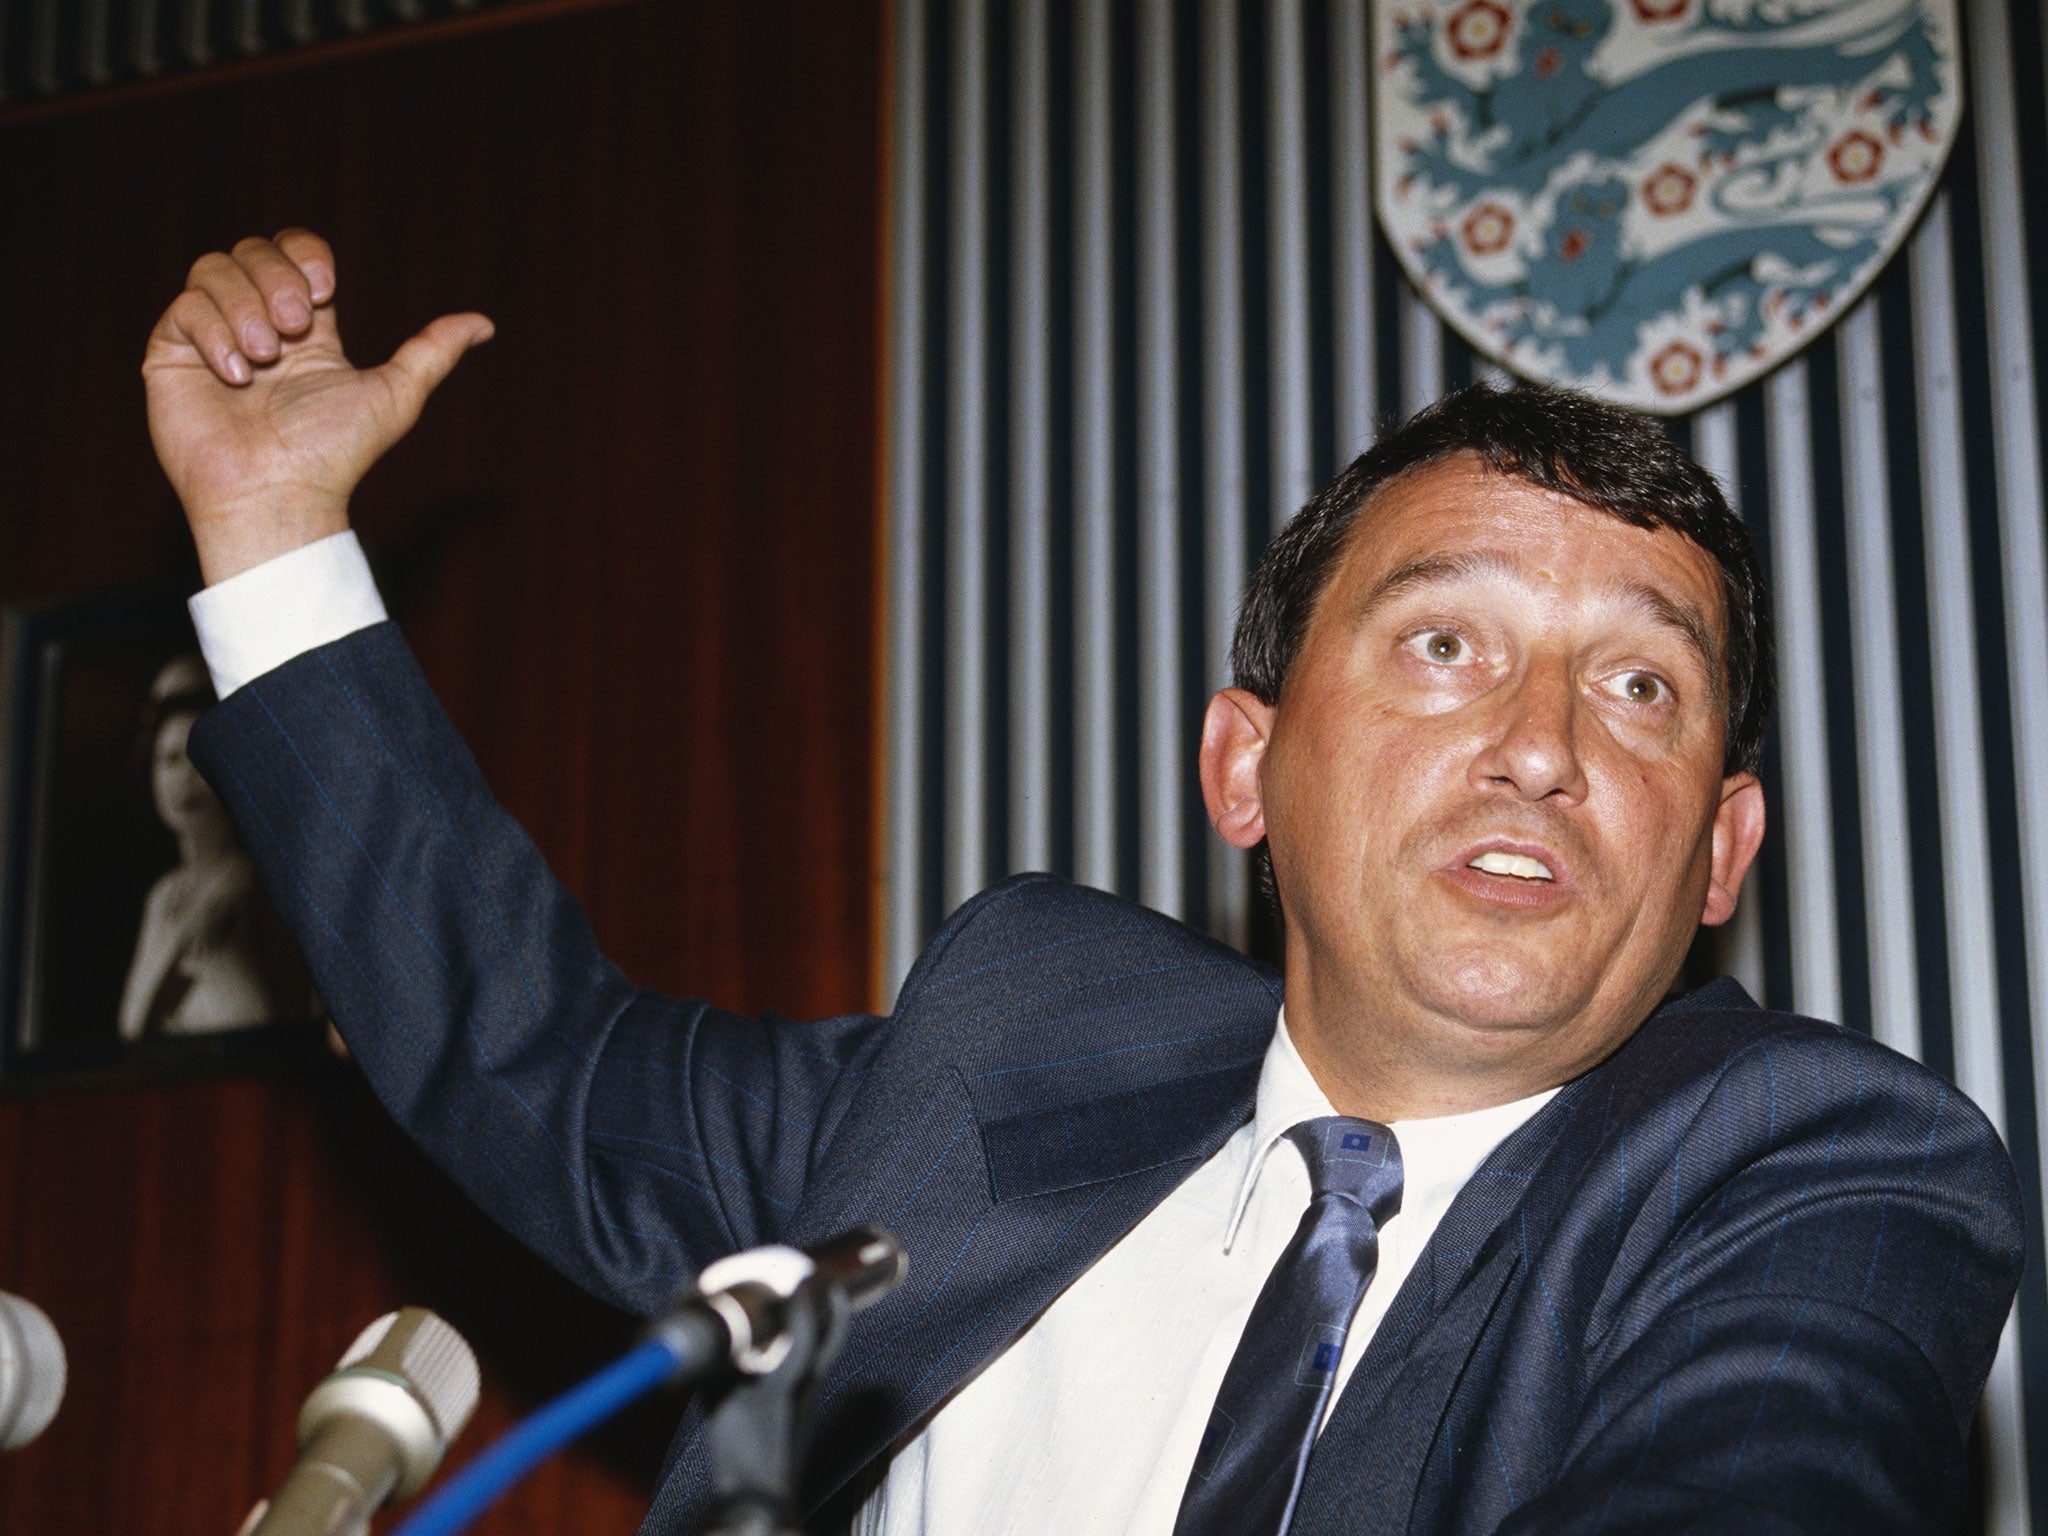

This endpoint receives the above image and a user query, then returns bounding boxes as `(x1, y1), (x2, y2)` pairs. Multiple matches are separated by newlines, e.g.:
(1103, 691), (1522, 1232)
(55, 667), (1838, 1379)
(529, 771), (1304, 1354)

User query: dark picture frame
(0, 589), (324, 1088)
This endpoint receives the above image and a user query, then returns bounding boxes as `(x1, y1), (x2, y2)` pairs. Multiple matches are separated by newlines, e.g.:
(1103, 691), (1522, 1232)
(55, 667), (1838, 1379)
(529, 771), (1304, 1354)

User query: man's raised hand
(142, 230), (493, 585)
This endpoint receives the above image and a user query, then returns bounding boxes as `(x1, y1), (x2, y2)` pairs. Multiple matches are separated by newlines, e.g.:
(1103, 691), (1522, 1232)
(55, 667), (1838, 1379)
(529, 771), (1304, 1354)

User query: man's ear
(1701, 772), (1766, 927)
(1200, 689), (1276, 850)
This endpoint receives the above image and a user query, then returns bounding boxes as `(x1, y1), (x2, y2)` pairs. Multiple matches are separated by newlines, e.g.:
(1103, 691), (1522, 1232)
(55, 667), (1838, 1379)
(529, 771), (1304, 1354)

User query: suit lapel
(768, 882), (1285, 1525)
(788, 1049), (1265, 1520)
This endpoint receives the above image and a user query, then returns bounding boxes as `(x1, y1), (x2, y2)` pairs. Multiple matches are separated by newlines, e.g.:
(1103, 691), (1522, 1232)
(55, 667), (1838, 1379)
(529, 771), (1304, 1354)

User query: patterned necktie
(1173, 1115), (1405, 1536)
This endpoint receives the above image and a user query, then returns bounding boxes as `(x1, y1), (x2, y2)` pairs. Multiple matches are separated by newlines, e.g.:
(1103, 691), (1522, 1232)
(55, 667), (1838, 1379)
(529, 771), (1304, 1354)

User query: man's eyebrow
(1355, 550), (1516, 616)
(1353, 549), (1724, 688)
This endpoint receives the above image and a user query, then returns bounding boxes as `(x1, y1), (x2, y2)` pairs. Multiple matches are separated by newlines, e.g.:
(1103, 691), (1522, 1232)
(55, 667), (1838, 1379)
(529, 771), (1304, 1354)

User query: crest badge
(1375, 0), (1961, 413)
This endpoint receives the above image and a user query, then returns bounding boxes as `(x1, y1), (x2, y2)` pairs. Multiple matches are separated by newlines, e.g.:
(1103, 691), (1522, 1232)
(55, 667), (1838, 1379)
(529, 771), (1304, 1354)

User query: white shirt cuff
(187, 530), (389, 699)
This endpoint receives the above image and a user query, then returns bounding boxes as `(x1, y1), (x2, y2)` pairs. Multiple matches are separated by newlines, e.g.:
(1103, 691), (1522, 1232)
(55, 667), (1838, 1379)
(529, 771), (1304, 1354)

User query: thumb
(369, 311), (495, 424)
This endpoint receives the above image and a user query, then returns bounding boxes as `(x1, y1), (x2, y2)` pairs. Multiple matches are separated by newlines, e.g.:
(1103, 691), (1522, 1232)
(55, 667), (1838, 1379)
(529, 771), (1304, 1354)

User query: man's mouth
(1467, 850), (1554, 882)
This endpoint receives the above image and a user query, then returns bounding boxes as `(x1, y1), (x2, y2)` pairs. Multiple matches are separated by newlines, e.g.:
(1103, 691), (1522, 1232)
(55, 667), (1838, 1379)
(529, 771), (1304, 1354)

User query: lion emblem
(1375, 0), (1960, 412)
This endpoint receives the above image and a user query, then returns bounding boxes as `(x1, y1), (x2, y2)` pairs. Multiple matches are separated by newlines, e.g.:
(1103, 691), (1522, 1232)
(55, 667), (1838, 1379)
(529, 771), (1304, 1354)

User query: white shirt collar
(1223, 1007), (1561, 1251)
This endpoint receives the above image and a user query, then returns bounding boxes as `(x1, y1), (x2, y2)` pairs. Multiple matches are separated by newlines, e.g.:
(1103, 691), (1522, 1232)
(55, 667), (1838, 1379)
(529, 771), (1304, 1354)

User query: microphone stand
(695, 1276), (847, 1536)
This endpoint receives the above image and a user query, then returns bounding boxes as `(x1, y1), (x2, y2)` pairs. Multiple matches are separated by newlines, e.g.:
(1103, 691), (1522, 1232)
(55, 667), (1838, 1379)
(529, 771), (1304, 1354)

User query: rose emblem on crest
(1649, 340), (1705, 396)
(1641, 164), (1697, 217)
(1828, 131), (1886, 184)
(1446, 0), (1513, 59)
(1462, 202), (1517, 254)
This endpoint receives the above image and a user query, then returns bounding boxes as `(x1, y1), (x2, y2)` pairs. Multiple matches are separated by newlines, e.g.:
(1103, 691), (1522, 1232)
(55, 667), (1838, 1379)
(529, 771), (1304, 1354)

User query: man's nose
(1470, 657), (1588, 803)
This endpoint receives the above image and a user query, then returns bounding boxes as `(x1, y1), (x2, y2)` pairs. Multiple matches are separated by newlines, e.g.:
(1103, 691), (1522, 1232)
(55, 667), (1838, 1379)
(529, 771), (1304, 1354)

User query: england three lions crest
(1375, 0), (1960, 414)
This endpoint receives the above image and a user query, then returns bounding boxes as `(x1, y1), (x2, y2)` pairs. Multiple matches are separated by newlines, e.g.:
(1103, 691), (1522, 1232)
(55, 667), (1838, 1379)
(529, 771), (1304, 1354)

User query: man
(146, 230), (2020, 1535)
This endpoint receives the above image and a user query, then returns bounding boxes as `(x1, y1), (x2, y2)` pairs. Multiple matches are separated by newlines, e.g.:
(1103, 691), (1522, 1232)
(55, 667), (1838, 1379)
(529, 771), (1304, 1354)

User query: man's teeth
(1469, 850), (1554, 881)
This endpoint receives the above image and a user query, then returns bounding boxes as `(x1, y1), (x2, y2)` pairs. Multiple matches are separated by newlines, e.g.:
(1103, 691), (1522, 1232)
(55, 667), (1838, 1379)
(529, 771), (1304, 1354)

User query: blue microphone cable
(390, 1310), (726, 1536)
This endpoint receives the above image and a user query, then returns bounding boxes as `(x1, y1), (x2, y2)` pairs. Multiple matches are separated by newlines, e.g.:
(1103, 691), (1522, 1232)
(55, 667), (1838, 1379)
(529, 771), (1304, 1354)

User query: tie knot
(1287, 1116), (1403, 1225)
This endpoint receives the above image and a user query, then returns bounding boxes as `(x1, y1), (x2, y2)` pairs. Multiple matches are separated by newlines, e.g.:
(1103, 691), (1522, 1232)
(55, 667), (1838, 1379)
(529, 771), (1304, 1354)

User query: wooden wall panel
(0, 1), (881, 1530)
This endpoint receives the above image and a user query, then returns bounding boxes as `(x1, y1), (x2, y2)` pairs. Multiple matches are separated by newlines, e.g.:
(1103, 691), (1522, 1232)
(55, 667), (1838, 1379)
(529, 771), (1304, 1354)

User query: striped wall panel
(0, 0), (515, 105)
(880, 2), (2048, 1525)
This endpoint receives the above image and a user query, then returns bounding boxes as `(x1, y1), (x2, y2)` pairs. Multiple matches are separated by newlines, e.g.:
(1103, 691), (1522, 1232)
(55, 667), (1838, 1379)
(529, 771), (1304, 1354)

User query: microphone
(249, 1307), (481, 1536)
(663, 1225), (907, 1376)
(802, 1225), (910, 1312)
(0, 1290), (65, 1451)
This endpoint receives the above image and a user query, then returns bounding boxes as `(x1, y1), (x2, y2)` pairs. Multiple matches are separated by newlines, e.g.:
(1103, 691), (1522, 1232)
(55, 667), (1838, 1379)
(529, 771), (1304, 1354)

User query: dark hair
(1232, 381), (1775, 776)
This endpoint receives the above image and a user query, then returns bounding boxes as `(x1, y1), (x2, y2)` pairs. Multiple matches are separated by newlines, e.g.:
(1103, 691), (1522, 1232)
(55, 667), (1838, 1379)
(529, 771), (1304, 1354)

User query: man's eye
(1614, 671), (1668, 704)
(1414, 631), (1468, 663)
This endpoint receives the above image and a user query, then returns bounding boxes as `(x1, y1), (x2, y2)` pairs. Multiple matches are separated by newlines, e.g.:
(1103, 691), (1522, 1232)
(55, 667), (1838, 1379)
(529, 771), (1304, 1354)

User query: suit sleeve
(185, 622), (886, 1318)
(1496, 1031), (2025, 1535)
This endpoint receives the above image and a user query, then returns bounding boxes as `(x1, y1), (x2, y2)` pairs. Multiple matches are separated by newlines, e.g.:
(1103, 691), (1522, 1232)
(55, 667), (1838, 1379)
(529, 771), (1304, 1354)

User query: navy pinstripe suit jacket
(188, 623), (2023, 1535)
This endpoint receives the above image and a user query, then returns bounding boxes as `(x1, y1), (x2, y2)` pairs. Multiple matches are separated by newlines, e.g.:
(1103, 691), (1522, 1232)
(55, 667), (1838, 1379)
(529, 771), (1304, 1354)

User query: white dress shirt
(187, 536), (1560, 1535)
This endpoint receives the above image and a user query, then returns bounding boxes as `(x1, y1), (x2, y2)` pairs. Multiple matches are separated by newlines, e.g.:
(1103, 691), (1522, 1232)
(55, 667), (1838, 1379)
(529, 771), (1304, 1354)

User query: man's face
(1200, 454), (1765, 1115)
